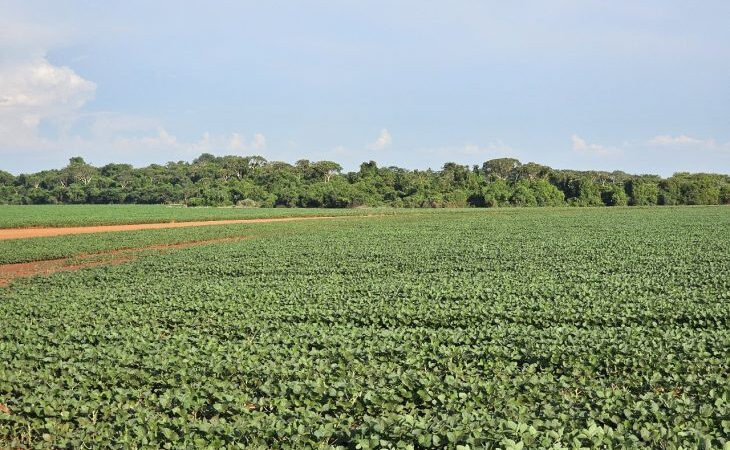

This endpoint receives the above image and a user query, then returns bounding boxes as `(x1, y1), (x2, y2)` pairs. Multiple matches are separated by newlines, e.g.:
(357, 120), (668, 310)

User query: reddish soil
(0, 215), (341, 241)
(0, 235), (252, 286)
(0, 257), (134, 286)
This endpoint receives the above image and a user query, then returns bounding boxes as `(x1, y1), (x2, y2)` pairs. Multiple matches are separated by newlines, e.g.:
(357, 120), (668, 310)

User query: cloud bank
(571, 134), (622, 157)
(0, 57), (96, 148)
(646, 135), (719, 148)
(0, 51), (267, 171)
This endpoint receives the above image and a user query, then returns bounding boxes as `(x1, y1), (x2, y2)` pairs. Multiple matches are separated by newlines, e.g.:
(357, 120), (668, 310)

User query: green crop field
(0, 205), (407, 229)
(1, 207), (729, 449)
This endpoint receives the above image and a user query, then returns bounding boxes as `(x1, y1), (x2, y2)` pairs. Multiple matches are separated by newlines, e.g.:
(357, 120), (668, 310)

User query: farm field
(0, 207), (729, 448)
(0, 204), (406, 229)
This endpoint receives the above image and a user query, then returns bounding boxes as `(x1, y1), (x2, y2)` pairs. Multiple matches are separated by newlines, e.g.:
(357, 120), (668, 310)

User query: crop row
(0, 204), (402, 229)
(1, 207), (728, 448)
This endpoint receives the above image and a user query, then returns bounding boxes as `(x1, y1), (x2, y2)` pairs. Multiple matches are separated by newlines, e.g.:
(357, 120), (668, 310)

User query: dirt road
(0, 215), (344, 240)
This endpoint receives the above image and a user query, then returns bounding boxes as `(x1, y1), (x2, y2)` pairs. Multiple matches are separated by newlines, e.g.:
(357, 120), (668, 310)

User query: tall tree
(482, 158), (522, 181)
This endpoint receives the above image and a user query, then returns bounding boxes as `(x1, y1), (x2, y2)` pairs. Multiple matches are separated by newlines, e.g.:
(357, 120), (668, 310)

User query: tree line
(1, 155), (729, 207)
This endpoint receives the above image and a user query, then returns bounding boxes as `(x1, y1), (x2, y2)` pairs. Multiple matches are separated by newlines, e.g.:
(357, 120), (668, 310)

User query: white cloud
(646, 134), (715, 147)
(120, 128), (178, 149)
(0, 14), (76, 63)
(0, 53), (266, 168)
(571, 134), (621, 156)
(368, 128), (392, 150)
(0, 15), (268, 172)
(250, 133), (266, 150)
(222, 132), (266, 153)
(0, 59), (94, 109)
(0, 57), (96, 148)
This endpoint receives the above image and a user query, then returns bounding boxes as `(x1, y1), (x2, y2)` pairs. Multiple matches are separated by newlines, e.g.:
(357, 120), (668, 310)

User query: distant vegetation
(2, 154), (728, 207)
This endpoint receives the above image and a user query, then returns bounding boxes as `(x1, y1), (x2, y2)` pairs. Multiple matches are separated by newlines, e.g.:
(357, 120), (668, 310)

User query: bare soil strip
(0, 235), (252, 286)
(0, 215), (343, 241)
(0, 256), (134, 287)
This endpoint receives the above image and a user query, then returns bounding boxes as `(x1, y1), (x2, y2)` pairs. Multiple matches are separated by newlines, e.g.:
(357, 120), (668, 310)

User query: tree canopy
(1, 155), (728, 208)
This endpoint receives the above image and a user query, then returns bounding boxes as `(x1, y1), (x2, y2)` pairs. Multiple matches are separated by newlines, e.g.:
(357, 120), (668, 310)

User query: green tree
(62, 157), (98, 187)
(679, 176), (721, 205)
(628, 181), (659, 206)
(482, 158), (522, 181)
(567, 178), (602, 206)
(479, 179), (512, 207)
(510, 182), (537, 206)
(312, 161), (343, 183)
(531, 180), (565, 206)
(720, 184), (730, 204)
(601, 185), (628, 206)
(443, 189), (468, 207)
(0, 170), (14, 186)
(515, 162), (550, 181)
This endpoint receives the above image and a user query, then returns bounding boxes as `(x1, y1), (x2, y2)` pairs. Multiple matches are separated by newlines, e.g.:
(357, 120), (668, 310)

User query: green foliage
(721, 184), (730, 204)
(442, 189), (469, 207)
(302, 179), (354, 208)
(682, 179), (721, 205)
(628, 181), (660, 206)
(601, 185), (628, 206)
(530, 180), (565, 206)
(481, 158), (522, 181)
(568, 179), (603, 206)
(0, 208), (728, 448)
(510, 182), (537, 207)
(1, 156), (729, 208)
(480, 179), (512, 207)
(0, 205), (389, 229)
(0, 170), (14, 185)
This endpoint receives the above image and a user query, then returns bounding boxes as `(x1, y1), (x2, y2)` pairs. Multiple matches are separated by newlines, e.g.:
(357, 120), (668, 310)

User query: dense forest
(1, 155), (729, 207)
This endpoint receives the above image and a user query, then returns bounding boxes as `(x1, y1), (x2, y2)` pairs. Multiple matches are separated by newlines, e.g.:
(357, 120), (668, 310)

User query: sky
(1, 1), (729, 176)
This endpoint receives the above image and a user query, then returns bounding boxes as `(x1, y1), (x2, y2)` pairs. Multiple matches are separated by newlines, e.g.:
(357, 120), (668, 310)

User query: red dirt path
(0, 215), (341, 240)
(0, 235), (252, 286)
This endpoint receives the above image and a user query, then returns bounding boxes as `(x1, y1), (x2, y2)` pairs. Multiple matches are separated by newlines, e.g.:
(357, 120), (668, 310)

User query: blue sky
(1, 1), (729, 175)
